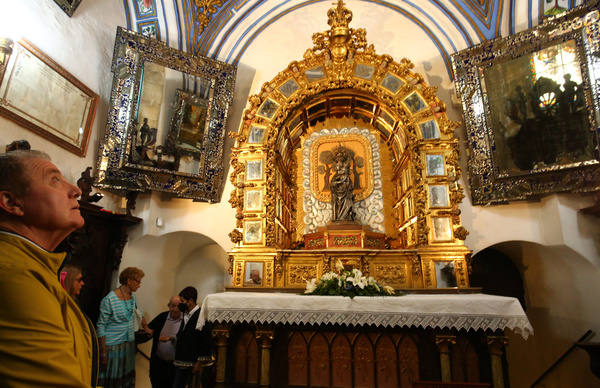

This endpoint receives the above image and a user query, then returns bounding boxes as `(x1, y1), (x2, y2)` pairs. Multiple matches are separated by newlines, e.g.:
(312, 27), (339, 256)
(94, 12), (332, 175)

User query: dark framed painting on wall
(0, 39), (97, 156)
(452, 4), (600, 205)
(53, 0), (82, 17)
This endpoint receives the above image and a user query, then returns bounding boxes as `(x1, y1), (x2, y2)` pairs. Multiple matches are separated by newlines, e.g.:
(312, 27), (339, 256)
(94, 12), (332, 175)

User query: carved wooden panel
(353, 334), (374, 388)
(233, 261), (244, 286)
(376, 335), (398, 388)
(451, 337), (480, 383)
(247, 333), (259, 384)
(422, 260), (435, 288)
(331, 334), (352, 388)
(288, 332), (308, 386)
(225, 326), (493, 387)
(265, 261), (274, 286)
(287, 264), (318, 287)
(373, 263), (409, 289)
(234, 331), (252, 383)
(309, 333), (330, 386)
(399, 335), (420, 388)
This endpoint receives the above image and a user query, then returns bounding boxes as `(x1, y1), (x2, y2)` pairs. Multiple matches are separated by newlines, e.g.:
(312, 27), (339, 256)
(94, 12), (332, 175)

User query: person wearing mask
(97, 266), (152, 388)
(148, 296), (183, 388)
(172, 286), (212, 388)
(0, 150), (95, 387)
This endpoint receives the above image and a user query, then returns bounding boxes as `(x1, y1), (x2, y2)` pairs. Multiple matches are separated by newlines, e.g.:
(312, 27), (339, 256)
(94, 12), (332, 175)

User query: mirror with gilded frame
(95, 27), (236, 202)
(453, 4), (600, 204)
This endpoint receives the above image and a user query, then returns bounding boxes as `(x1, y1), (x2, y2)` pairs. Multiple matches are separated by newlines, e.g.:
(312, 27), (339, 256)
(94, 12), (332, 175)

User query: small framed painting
(246, 159), (263, 181)
(248, 126), (266, 144)
(426, 154), (445, 176)
(244, 262), (264, 286)
(244, 220), (262, 244)
(245, 189), (263, 211)
(435, 261), (457, 288)
(432, 217), (452, 242)
(428, 185), (449, 208)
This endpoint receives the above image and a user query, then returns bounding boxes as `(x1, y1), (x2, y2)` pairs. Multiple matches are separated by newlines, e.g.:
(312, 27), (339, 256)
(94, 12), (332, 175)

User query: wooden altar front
(198, 293), (532, 388)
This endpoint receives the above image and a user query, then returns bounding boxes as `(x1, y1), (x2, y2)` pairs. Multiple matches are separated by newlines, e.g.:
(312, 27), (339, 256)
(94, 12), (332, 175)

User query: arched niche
(226, 0), (471, 290)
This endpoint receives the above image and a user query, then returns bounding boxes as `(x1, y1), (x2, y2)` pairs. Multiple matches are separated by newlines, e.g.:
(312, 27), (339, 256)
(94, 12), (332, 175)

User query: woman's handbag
(133, 300), (152, 344)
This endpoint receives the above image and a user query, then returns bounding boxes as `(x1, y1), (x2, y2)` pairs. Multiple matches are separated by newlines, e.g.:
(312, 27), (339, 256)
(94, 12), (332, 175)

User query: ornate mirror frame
(453, 4), (600, 205)
(95, 27), (236, 202)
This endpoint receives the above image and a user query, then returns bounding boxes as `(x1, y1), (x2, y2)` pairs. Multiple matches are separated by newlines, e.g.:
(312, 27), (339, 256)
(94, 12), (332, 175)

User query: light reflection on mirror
(131, 61), (211, 176)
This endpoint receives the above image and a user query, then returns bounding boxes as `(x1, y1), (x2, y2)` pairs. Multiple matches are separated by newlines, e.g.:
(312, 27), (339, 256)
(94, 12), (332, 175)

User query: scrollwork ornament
(274, 253), (284, 280)
(454, 226), (469, 241)
(227, 255), (234, 275)
(228, 229), (242, 244)
(410, 255), (422, 276)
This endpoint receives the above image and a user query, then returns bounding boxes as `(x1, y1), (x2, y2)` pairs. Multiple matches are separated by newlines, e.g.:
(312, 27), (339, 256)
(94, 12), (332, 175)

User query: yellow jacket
(0, 231), (93, 387)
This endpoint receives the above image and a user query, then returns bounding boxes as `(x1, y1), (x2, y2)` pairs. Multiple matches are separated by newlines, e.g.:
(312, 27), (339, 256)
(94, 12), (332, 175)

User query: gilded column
(256, 328), (275, 386)
(212, 325), (230, 386)
(435, 334), (456, 382)
(487, 335), (508, 388)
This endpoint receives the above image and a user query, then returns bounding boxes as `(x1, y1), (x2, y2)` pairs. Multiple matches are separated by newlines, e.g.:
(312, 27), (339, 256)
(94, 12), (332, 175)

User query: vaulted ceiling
(122, 0), (584, 77)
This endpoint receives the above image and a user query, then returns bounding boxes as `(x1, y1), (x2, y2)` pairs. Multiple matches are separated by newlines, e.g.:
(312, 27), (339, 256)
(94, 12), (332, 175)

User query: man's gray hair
(0, 150), (50, 197)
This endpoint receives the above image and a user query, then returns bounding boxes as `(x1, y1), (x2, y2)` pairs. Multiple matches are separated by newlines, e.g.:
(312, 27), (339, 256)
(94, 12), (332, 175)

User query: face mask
(178, 303), (188, 312)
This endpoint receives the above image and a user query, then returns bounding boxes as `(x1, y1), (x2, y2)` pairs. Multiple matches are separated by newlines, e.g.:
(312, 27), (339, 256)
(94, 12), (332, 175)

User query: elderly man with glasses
(148, 296), (183, 388)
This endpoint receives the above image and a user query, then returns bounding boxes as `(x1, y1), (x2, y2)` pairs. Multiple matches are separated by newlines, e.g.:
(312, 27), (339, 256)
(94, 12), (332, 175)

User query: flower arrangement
(304, 260), (397, 298)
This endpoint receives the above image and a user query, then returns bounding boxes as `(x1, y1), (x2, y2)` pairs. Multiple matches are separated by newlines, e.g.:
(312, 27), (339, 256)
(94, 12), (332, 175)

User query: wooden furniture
(199, 292), (531, 388)
(56, 201), (141, 323)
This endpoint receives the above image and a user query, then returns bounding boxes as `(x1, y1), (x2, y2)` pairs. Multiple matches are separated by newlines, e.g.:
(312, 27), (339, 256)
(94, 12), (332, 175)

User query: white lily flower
(383, 285), (394, 295)
(305, 278), (318, 293)
(346, 276), (355, 284)
(352, 268), (363, 278)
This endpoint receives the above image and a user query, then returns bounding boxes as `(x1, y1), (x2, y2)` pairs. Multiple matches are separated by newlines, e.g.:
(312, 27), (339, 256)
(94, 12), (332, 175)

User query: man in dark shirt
(148, 296), (182, 388)
(172, 286), (212, 388)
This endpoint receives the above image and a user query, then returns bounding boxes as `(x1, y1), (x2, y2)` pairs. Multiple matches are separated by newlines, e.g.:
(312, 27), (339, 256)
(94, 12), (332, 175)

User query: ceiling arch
(122, 0), (585, 77)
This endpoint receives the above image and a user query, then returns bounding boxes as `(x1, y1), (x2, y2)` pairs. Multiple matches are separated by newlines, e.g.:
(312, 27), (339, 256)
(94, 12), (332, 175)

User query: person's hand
(159, 335), (170, 342)
(144, 327), (153, 335)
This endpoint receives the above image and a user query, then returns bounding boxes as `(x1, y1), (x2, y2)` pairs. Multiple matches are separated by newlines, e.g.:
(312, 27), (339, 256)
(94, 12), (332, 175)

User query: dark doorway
(470, 247), (526, 310)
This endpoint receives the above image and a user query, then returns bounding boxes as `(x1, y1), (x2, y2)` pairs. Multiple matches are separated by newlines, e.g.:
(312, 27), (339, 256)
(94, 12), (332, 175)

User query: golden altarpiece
(206, 3), (524, 388)
(227, 2), (470, 292)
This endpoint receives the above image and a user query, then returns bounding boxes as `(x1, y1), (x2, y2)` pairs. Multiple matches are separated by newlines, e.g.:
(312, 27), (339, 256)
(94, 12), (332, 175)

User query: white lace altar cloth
(197, 292), (533, 339)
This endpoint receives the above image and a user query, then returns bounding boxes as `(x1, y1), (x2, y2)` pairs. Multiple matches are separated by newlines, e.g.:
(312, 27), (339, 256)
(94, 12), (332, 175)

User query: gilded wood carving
(227, 0), (472, 290)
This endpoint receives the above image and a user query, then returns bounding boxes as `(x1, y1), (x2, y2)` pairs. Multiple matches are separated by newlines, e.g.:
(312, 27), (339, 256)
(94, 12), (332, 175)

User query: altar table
(197, 292), (532, 338)
(197, 292), (533, 388)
